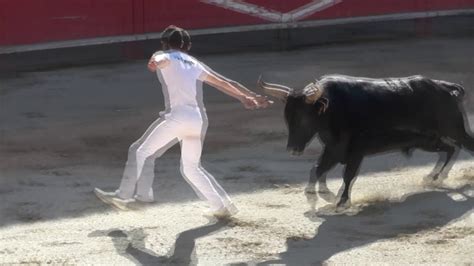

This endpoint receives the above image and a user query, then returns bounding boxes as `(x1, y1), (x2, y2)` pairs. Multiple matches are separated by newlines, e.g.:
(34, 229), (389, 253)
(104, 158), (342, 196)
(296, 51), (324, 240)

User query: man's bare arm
(203, 73), (249, 100)
(203, 72), (272, 109)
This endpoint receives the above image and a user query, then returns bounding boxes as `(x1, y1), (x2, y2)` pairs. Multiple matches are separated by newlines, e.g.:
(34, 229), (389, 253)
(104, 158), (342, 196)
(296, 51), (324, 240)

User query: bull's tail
(435, 80), (465, 99)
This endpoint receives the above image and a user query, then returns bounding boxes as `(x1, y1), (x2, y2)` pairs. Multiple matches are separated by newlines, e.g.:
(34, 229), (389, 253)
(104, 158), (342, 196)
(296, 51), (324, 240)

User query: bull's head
(258, 77), (328, 156)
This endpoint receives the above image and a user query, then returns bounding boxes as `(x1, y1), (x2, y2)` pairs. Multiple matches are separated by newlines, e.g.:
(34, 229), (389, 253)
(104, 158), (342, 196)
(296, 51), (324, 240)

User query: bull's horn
(304, 82), (324, 104)
(257, 75), (292, 101)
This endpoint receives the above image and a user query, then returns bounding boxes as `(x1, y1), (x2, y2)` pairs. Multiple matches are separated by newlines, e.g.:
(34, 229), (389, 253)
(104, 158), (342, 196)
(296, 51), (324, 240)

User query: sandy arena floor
(0, 37), (473, 265)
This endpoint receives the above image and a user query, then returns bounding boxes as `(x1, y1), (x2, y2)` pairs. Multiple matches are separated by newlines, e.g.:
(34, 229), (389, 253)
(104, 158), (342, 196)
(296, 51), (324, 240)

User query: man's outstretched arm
(203, 72), (272, 109)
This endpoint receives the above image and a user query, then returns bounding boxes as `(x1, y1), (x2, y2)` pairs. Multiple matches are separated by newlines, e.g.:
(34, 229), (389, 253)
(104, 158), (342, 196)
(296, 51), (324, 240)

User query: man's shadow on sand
(89, 219), (229, 265)
(258, 185), (474, 265)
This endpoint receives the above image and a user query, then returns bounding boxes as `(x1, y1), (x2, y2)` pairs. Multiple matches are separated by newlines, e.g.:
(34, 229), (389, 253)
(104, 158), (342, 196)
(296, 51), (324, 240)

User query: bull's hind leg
(444, 106), (474, 154)
(427, 106), (472, 182)
(460, 131), (474, 155)
(306, 149), (338, 210)
(423, 139), (459, 184)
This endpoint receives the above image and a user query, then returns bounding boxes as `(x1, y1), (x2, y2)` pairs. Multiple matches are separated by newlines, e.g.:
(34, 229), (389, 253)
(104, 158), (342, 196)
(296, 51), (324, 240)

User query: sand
(1, 37), (473, 265)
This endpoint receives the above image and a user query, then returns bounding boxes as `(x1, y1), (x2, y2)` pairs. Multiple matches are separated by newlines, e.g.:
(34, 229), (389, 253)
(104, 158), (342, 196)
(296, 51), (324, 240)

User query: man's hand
(147, 60), (158, 72)
(147, 54), (170, 72)
(240, 95), (273, 110)
(254, 94), (273, 108)
(240, 96), (258, 109)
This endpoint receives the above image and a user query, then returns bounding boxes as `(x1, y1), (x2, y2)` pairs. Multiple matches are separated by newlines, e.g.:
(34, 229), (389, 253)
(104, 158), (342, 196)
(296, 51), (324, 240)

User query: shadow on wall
(258, 185), (474, 265)
(88, 219), (229, 265)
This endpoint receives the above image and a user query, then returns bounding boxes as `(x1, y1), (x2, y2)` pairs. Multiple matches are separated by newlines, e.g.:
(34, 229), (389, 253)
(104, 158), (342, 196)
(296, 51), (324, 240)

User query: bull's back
(319, 75), (458, 132)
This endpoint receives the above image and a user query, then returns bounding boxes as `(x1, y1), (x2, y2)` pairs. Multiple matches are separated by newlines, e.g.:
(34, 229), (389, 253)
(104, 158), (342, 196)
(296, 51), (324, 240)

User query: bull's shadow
(88, 219), (228, 265)
(258, 185), (474, 265)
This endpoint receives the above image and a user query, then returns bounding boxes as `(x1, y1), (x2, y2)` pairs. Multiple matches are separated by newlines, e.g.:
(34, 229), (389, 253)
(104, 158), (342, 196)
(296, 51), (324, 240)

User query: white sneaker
(213, 208), (233, 219)
(204, 207), (238, 219)
(134, 195), (155, 203)
(94, 188), (134, 211)
(127, 196), (154, 210)
(94, 188), (118, 198)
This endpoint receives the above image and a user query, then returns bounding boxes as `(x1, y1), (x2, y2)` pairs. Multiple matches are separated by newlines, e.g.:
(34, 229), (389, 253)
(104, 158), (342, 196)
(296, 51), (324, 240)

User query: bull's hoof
(424, 172), (448, 184)
(304, 209), (318, 218)
(318, 188), (337, 203)
(422, 176), (446, 189)
(304, 189), (318, 211)
(422, 177), (435, 188)
(336, 199), (351, 212)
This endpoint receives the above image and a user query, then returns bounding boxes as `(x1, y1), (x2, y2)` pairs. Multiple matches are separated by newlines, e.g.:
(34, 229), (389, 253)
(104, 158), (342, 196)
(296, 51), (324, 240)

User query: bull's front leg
(337, 155), (363, 209)
(305, 149), (337, 210)
(317, 172), (337, 203)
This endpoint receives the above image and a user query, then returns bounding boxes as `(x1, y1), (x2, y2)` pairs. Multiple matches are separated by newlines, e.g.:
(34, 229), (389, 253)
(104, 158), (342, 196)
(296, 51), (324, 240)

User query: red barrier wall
(1, 0), (473, 46)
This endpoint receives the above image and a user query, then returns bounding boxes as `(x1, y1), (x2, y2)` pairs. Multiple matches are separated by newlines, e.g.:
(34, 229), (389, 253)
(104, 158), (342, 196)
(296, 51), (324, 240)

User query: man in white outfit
(94, 25), (271, 218)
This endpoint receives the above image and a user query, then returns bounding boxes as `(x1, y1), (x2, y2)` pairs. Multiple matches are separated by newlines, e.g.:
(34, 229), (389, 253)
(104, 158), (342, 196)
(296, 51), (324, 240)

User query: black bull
(259, 75), (474, 208)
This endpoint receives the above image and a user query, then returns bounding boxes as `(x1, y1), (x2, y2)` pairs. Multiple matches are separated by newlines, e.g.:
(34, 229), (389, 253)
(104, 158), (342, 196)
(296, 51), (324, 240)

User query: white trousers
(116, 108), (236, 212)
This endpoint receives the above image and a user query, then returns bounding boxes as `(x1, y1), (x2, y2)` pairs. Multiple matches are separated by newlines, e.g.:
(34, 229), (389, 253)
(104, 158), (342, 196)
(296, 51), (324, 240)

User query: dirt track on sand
(1, 37), (473, 265)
